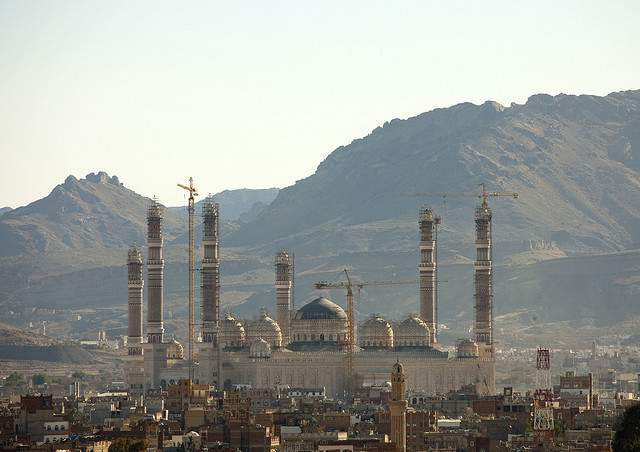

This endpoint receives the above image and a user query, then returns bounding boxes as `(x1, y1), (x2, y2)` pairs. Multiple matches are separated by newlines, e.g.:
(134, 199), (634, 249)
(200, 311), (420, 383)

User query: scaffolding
(418, 207), (440, 343)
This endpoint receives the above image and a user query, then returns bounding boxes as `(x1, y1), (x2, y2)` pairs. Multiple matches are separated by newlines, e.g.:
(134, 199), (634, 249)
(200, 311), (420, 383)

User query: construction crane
(178, 177), (198, 383)
(405, 183), (518, 208)
(314, 270), (419, 395)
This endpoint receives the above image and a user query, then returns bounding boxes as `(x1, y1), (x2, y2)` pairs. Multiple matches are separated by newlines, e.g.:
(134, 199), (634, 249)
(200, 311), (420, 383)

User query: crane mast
(178, 177), (198, 383)
(314, 272), (419, 396)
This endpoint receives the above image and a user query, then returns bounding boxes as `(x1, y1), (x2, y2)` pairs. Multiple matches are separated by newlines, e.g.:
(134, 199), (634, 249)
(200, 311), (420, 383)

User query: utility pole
(178, 177), (198, 383)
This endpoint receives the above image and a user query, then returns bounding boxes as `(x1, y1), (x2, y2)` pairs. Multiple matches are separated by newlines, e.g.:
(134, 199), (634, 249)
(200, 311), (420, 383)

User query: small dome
(221, 313), (245, 348)
(249, 338), (272, 358)
(456, 339), (479, 358)
(394, 314), (431, 348)
(359, 314), (394, 348)
(167, 338), (184, 359)
(294, 297), (347, 320)
(246, 311), (282, 348)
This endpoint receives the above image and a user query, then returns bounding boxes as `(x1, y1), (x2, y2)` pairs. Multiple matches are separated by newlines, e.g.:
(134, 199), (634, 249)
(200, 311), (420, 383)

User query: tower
(144, 199), (167, 389)
(418, 208), (440, 343)
(126, 246), (145, 396)
(199, 198), (221, 386)
(127, 246), (144, 356)
(533, 348), (554, 443)
(275, 250), (293, 345)
(389, 361), (407, 452)
(474, 199), (493, 349)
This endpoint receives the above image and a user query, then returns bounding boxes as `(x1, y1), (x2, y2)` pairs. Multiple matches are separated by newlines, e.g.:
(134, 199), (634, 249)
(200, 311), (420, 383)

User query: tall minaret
(201, 199), (220, 343)
(389, 361), (407, 452)
(127, 246), (144, 356)
(126, 246), (145, 397)
(144, 199), (167, 389)
(474, 199), (493, 348)
(418, 208), (440, 343)
(199, 198), (221, 386)
(275, 250), (292, 345)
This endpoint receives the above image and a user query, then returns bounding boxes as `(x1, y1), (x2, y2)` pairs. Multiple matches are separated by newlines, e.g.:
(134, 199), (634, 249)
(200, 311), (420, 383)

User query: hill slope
(230, 90), (640, 258)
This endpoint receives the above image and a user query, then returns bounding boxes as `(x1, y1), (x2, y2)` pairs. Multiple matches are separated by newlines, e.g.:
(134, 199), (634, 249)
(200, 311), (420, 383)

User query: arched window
(47, 425), (51, 431)
(55, 425), (59, 431)
(320, 334), (325, 341)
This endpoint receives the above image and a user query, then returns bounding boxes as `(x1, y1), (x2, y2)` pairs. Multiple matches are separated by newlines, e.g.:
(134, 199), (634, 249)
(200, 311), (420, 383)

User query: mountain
(168, 188), (279, 223)
(0, 207), (11, 217)
(3, 90), (640, 345)
(230, 90), (640, 259)
(0, 172), (185, 278)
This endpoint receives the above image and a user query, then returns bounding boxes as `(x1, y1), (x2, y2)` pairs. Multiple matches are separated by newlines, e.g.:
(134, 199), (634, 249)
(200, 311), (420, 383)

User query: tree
(32, 374), (47, 386)
(4, 372), (24, 387)
(71, 371), (87, 380)
(108, 438), (147, 452)
(614, 403), (640, 452)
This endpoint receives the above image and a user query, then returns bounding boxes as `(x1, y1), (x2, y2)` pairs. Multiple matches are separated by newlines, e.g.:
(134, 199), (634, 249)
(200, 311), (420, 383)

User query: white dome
(221, 313), (246, 348)
(359, 314), (394, 348)
(246, 310), (282, 348)
(167, 338), (184, 359)
(249, 338), (272, 358)
(456, 339), (479, 358)
(394, 314), (431, 348)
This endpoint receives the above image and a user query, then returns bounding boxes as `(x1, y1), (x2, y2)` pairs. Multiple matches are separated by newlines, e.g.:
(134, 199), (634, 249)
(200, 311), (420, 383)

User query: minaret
(474, 199), (493, 348)
(275, 250), (292, 345)
(144, 199), (167, 389)
(418, 208), (440, 343)
(127, 246), (144, 356)
(199, 198), (221, 386)
(126, 246), (145, 397)
(389, 361), (407, 452)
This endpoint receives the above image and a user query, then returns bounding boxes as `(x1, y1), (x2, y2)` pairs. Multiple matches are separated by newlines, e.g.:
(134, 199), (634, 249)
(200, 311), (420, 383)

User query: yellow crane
(178, 177), (198, 383)
(405, 183), (518, 209)
(314, 270), (419, 395)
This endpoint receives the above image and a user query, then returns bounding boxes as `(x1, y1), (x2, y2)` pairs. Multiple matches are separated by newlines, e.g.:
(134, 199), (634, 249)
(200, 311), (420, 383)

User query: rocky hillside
(230, 90), (640, 258)
(3, 90), (640, 340)
(0, 172), (278, 304)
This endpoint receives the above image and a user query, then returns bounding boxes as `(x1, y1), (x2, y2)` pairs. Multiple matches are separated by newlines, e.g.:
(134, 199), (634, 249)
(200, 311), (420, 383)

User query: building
(126, 202), (496, 399)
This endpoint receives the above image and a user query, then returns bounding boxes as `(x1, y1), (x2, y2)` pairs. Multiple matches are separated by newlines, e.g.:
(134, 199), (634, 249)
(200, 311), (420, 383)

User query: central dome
(294, 297), (347, 320)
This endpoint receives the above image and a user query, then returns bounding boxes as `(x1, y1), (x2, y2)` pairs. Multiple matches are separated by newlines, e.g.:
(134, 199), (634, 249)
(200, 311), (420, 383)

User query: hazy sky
(1, 1), (638, 208)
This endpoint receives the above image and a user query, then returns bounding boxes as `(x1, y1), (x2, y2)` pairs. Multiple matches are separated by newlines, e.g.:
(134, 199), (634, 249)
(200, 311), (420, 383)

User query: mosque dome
(167, 338), (184, 359)
(394, 314), (431, 348)
(246, 310), (282, 348)
(359, 314), (394, 348)
(220, 313), (246, 348)
(294, 297), (347, 320)
(456, 339), (479, 358)
(249, 338), (272, 359)
(289, 297), (349, 348)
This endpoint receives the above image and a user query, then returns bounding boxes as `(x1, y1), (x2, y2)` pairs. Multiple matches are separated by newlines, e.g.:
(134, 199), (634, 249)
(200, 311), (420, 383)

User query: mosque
(125, 199), (496, 398)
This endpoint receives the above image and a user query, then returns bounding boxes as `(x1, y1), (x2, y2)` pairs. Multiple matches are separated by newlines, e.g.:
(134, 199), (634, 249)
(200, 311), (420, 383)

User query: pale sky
(1, 0), (638, 208)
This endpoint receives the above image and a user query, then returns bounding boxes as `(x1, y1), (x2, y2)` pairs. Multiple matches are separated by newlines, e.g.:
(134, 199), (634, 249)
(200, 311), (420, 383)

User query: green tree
(614, 403), (640, 452)
(4, 372), (24, 387)
(71, 371), (87, 380)
(32, 374), (47, 386)
(108, 438), (147, 452)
